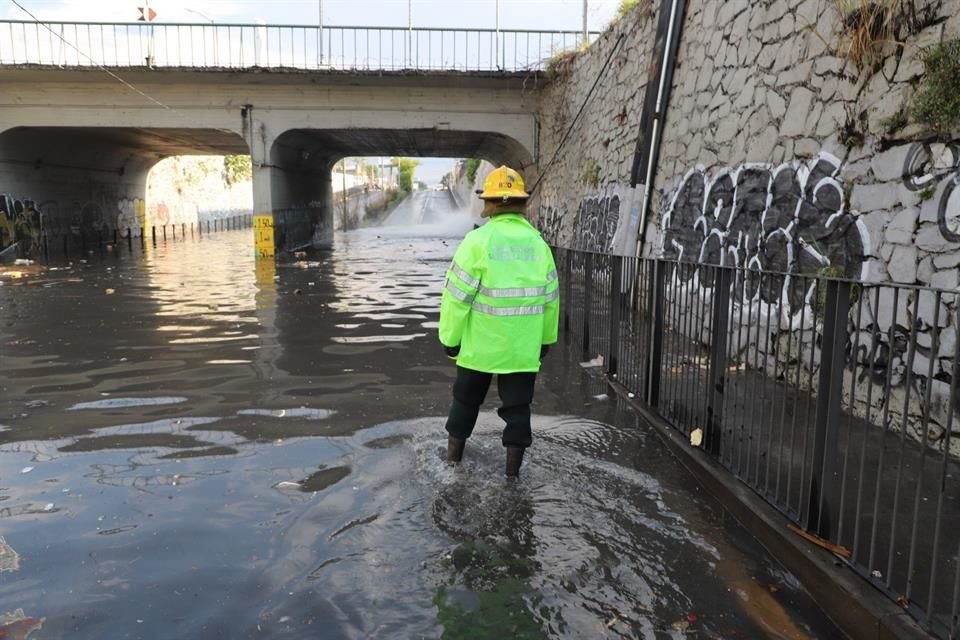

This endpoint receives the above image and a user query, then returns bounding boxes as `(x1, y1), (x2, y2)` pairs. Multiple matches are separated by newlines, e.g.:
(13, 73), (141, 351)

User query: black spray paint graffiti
(661, 153), (868, 314)
(0, 195), (43, 259)
(901, 140), (960, 241)
(537, 194), (622, 253)
(537, 204), (564, 246)
(574, 195), (621, 252)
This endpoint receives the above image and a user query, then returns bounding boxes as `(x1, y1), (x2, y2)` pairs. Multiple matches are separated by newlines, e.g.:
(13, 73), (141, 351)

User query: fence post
(646, 260), (666, 408)
(706, 267), (732, 456)
(582, 252), (594, 359)
(808, 278), (850, 538)
(564, 249), (572, 334)
(608, 255), (623, 376)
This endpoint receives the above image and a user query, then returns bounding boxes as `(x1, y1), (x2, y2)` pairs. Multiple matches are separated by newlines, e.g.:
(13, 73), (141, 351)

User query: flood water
(0, 197), (840, 638)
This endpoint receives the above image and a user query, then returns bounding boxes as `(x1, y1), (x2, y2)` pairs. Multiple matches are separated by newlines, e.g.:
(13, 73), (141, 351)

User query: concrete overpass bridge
(0, 20), (592, 254)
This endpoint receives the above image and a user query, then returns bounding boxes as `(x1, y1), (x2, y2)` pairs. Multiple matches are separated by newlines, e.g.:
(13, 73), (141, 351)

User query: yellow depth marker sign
(254, 215), (275, 258)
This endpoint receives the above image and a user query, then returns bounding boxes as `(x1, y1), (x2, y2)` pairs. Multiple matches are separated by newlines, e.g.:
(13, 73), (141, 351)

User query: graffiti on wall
(116, 198), (147, 235)
(0, 195), (43, 258)
(661, 152), (869, 314)
(537, 185), (641, 256)
(574, 194), (621, 252)
(901, 140), (960, 241)
(657, 150), (960, 446)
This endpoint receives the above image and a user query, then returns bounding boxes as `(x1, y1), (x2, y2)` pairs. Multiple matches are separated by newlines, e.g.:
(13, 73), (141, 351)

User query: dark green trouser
(445, 366), (537, 448)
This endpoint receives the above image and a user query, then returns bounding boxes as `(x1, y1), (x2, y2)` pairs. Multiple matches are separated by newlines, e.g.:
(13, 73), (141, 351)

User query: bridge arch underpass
(267, 128), (535, 251)
(0, 125), (249, 256)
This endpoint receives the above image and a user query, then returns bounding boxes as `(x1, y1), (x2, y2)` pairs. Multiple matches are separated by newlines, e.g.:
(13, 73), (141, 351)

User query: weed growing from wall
(832, 0), (898, 69)
(545, 49), (580, 81)
(580, 159), (601, 188)
(909, 39), (960, 137)
(918, 184), (936, 202)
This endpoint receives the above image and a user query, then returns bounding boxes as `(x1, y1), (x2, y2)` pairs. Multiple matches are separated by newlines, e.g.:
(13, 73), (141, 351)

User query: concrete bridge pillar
(268, 143), (335, 252)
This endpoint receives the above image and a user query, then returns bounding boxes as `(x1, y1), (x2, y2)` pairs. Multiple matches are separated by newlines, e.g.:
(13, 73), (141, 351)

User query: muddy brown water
(0, 206), (841, 638)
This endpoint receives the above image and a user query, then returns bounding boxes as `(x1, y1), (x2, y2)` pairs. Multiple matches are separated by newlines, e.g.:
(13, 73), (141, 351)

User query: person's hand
(444, 345), (461, 359)
(540, 345), (550, 359)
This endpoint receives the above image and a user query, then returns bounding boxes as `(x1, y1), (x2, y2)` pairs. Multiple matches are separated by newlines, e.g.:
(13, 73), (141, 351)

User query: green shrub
(465, 158), (481, 186)
(616, 0), (640, 20)
(223, 155), (252, 186)
(910, 39), (960, 136)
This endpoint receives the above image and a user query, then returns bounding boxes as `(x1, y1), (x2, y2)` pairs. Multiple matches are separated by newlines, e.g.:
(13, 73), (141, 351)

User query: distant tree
(465, 158), (481, 186)
(223, 155), (252, 186)
(441, 172), (453, 187)
(393, 157), (420, 193)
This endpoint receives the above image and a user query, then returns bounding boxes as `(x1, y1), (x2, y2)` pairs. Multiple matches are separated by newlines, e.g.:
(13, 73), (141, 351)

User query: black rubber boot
(447, 436), (466, 464)
(505, 446), (525, 479)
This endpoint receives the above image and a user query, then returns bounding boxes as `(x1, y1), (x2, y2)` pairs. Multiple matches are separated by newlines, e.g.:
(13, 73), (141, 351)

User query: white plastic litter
(579, 355), (604, 368)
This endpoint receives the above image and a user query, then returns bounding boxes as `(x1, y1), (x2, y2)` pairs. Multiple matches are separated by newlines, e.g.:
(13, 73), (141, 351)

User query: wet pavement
(0, 208), (842, 638)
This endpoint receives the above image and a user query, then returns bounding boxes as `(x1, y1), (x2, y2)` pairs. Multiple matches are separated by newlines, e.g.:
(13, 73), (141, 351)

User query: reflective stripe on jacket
(439, 213), (559, 373)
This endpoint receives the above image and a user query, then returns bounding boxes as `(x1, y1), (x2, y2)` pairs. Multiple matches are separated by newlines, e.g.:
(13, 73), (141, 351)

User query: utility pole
(185, 9), (217, 66)
(582, 0), (588, 44)
(318, 0), (324, 66)
(495, 0), (500, 69)
(407, 0), (413, 67)
(144, 0), (154, 68)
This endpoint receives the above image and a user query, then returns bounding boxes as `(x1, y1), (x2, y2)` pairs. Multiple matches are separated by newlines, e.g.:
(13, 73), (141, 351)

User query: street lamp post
(318, 0), (324, 66)
(582, 0), (588, 44)
(185, 8), (218, 66)
(495, 0), (500, 69)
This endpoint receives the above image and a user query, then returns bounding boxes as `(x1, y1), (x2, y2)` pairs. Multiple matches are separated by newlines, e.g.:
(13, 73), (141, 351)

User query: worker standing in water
(438, 165), (560, 479)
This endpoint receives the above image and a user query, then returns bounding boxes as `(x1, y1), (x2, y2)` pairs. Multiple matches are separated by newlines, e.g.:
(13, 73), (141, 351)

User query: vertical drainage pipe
(632, 0), (686, 256)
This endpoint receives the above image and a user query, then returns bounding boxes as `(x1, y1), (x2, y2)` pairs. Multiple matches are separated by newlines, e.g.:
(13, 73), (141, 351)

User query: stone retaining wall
(536, 0), (960, 453)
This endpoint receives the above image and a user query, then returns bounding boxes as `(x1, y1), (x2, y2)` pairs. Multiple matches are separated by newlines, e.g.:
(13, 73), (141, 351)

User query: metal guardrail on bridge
(0, 20), (598, 72)
(553, 247), (960, 639)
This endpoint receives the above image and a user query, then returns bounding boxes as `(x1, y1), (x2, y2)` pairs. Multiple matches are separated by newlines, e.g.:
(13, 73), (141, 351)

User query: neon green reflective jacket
(439, 213), (559, 374)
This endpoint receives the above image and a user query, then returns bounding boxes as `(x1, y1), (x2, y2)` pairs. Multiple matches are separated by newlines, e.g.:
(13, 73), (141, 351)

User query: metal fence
(554, 246), (960, 638)
(0, 214), (253, 263)
(0, 20), (596, 72)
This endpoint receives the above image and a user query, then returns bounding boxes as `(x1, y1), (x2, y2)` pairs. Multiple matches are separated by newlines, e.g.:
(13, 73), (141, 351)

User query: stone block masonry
(535, 0), (960, 457)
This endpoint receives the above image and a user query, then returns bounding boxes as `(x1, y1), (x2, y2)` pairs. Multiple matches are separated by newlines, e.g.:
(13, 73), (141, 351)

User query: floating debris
(0, 536), (20, 572)
(0, 608), (45, 639)
(68, 396), (188, 411)
(238, 407), (334, 420)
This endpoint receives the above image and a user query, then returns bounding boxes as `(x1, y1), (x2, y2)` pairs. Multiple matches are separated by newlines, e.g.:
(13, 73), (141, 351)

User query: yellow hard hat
(477, 165), (530, 201)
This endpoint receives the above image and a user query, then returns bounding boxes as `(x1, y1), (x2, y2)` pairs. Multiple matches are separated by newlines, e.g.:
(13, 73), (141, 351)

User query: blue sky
(4, 0), (622, 183)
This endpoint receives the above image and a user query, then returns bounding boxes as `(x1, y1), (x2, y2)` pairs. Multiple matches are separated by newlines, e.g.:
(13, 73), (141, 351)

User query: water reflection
(0, 219), (838, 638)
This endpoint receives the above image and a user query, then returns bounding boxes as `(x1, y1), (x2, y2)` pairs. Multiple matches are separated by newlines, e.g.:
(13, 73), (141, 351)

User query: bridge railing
(0, 20), (598, 72)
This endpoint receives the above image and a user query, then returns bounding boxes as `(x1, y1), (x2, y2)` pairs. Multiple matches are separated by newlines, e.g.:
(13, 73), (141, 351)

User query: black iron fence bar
(0, 20), (599, 72)
(646, 260), (665, 408)
(706, 267), (731, 456)
(551, 247), (960, 637)
(808, 279), (849, 538)
(908, 291), (942, 602)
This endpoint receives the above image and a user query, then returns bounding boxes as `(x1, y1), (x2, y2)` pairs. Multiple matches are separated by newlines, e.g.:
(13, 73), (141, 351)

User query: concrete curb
(606, 377), (930, 640)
